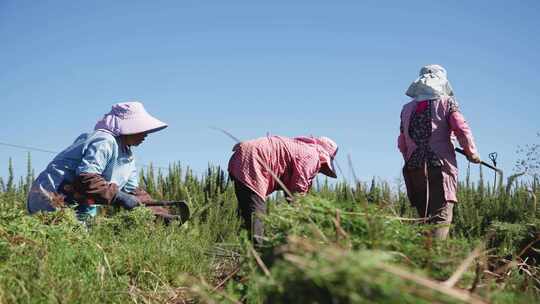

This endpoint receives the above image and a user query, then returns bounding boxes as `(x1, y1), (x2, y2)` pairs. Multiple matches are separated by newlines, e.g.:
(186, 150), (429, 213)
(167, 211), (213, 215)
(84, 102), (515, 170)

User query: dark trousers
(403, 165), (454, 239)
(233, 180), (267, 244)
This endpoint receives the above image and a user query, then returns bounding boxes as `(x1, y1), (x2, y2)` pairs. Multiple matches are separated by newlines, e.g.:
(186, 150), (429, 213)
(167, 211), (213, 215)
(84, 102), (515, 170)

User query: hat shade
(317, 137), (338, 178)
(94, 101), (168, 136)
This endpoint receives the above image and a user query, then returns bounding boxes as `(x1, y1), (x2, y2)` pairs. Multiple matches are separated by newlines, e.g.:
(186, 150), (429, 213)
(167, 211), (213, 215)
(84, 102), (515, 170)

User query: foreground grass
(0, 192), (243, 303)
(0, 164), (539, 303)
(239, 196), (539, 303)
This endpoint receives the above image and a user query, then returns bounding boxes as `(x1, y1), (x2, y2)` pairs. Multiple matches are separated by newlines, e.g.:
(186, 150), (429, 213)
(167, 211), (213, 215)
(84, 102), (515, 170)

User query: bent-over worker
(228, 135), (338, 244)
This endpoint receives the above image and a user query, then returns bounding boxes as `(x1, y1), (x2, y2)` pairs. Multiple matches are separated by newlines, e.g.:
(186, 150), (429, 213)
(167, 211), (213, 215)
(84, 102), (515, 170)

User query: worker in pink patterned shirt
(398, 64), (481, 240)
(228, 135), (338, 244)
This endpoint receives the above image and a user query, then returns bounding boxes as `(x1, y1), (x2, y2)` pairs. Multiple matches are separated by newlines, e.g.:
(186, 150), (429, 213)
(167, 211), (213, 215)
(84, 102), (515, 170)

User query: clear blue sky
(1, 1), (539, 186)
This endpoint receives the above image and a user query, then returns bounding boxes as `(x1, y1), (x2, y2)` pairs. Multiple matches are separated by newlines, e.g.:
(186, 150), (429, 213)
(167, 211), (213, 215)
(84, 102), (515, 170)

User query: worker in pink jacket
(398, 65), (480, 239)
(228, 135), (338, 244)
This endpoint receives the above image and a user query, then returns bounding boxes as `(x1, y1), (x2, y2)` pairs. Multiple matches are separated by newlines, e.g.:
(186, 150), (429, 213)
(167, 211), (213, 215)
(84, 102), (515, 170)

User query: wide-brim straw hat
(94, 101), (168, 136)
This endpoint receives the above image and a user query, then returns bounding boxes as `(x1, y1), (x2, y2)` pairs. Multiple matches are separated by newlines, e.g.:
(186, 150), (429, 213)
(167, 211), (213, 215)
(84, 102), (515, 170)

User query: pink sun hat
(316, 136), (338, 178)
(94, 101), (168, 136)
(295, 136), (339, 178)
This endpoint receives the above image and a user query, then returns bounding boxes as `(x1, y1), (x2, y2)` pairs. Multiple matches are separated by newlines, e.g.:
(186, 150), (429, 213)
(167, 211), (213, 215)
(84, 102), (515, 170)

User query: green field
(0, 161), (538, 303)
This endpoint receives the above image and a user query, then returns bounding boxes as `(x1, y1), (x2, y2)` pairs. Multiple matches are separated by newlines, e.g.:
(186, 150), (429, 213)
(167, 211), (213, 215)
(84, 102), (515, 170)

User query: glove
(113, 191), (140, 210)
(467, 153), (481, 164)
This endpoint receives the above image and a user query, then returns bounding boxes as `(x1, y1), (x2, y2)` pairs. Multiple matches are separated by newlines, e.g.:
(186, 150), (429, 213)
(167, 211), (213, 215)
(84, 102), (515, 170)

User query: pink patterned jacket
(398, 97), (478, 202)
(228, 136), (331, 200)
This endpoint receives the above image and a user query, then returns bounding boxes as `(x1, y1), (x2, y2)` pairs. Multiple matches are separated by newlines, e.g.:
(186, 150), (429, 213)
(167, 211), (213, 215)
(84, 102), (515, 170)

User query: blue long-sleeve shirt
(27, 130), (138, 214)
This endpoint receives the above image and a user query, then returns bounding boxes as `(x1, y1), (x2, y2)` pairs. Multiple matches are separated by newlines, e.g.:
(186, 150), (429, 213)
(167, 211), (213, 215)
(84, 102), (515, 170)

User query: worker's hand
(132, 188), (154, 204)
(113, 191), (140, 210)
(467, 153), (481, 164)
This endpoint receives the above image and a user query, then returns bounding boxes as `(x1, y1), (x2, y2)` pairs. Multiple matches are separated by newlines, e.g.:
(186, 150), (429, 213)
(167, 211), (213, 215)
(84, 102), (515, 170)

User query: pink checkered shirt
(228, 136), (322, 200)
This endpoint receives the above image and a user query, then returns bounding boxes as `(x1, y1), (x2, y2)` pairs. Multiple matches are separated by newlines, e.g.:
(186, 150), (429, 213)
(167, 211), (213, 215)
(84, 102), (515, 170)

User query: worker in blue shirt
(27, 101), (167, 218)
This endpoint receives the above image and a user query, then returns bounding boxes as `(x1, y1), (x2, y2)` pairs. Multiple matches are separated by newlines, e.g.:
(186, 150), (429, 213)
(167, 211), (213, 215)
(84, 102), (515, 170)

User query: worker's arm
(289, 153), (320, 196)
(73, 137), (139, 209)
(447, 98), (480, 163)
(397, 109), (408, 160)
